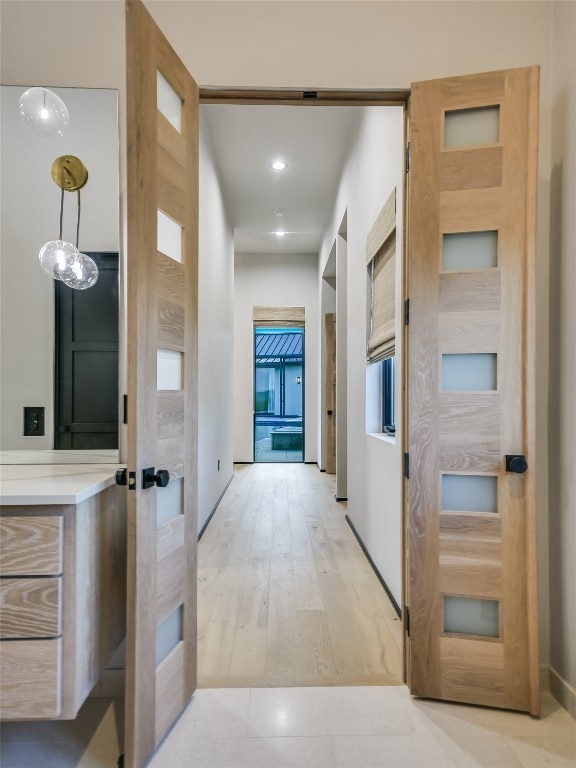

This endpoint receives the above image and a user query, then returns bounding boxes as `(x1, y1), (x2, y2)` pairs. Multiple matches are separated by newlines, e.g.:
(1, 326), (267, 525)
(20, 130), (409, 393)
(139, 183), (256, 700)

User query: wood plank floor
(197, 463), (403, 688)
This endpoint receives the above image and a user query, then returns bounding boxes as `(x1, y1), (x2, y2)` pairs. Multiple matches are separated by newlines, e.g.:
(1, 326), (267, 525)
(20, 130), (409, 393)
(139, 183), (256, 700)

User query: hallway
(197, 463), (402, 688)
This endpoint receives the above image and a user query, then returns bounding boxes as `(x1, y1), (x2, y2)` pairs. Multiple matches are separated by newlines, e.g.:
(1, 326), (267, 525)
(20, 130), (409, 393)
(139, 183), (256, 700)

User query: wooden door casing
(407, 67), (540, 714)
(125, 1), (199, 765)
(324, 313), (336, 474)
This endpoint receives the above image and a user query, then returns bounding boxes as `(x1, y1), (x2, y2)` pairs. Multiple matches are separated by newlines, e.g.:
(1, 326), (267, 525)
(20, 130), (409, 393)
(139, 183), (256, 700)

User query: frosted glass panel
(442, 353), (497, 391)
(157, 349), (182, 391)
(442, 231), (498, 270)
(157, 71), (182, 132)
(155, 605), (183, 665)
(442, 474), (497, 513)
(157, 210), (182, 263)
(444, 596), (500, 638)
(157, 478), (182, 527)
(444, 106), (500, 148)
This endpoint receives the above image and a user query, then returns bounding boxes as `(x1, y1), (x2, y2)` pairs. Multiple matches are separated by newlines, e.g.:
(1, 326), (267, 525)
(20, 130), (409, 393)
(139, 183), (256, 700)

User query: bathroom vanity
(0, 460), (126, 720)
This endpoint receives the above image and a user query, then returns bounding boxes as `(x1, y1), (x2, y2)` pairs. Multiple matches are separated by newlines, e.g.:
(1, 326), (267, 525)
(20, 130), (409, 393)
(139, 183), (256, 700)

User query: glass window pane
(157, 477), (182, 527)
(444, 106), (500, 148)
(442, 353), (497, 391)
(442, 231), (498, 270)
(444, 596), (500, 638)
(156, 605), (183, 665)
(157, 210), (182, 263)
(157, 349), (182, 391)
(157, 71), (182, 132)
(442, 474), (497, 513)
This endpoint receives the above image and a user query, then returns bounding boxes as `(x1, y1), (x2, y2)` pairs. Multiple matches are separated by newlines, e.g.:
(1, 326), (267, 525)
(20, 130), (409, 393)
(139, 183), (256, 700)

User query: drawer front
(0, 638), (62, 719)
(0, 516), (63, 575)
(0, 577), (62, 639)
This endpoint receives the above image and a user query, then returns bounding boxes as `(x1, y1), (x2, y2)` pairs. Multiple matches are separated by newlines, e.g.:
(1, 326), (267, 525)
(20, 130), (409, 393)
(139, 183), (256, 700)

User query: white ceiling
(200, 104), (361, 255)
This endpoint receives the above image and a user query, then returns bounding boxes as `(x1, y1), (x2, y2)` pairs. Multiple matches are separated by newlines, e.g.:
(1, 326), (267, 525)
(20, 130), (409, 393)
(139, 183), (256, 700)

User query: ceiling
(200, 104), (361, 255)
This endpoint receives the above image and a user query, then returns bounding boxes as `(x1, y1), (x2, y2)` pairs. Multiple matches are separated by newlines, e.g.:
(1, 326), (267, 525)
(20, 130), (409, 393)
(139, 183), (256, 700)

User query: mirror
(0, 85), (120, 463)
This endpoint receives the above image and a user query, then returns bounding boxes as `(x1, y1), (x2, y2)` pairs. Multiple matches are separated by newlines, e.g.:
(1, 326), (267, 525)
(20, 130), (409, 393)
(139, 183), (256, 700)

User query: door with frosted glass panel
(124, 1), (198, 766)
(407, 67), (540, 714)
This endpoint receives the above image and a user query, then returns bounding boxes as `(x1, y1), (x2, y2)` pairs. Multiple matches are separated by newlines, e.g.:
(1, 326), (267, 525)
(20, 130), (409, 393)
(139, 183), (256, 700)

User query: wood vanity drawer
(0, 577), (62, 639)
(0, 516), (63, 575)
(0, 638), (62, 719)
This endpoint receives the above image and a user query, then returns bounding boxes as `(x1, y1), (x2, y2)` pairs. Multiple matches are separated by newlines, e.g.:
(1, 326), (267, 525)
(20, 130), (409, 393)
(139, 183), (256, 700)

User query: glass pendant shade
(38, 239), (79, 279)
(19, 87), (69, 138)
(61, 252), (99, 290)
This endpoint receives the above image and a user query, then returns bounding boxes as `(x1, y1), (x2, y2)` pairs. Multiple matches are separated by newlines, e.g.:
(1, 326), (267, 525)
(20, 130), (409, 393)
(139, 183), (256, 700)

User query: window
(381, 357), (396, 435)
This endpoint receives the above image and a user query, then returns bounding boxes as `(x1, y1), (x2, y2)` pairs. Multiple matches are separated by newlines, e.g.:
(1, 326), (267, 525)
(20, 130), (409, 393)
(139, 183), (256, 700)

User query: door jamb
(201, 84), (411, 683)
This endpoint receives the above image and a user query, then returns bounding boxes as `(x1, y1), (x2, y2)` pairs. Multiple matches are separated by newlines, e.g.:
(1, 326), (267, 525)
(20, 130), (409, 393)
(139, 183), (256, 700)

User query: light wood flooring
(197, 463), (403, 688)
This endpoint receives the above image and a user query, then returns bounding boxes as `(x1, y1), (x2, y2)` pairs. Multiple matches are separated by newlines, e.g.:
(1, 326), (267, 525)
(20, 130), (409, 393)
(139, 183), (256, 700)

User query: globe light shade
(19, 87), (69, 138)
(61, 252), (99, 290)
(38, 239), (79, 280)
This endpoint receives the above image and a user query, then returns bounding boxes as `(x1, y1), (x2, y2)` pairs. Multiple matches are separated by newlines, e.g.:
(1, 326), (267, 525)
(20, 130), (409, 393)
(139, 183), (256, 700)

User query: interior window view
(254, 327), (304, 462)
(1, 3), (574, 768)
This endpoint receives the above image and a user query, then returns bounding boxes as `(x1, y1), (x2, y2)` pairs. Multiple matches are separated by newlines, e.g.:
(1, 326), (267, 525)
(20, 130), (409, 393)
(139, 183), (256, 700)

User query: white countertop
(0, 463), (120, 505)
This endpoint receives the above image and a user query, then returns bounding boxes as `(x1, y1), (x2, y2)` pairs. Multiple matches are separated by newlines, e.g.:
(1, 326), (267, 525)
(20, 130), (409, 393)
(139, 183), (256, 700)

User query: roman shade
(253, 306), (305, 327)
(366, 188), (396, 363)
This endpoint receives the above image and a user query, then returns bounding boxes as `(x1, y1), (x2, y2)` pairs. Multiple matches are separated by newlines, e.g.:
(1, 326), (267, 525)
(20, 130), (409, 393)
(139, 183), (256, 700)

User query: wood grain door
(125, 1), (199, 765)
(407, 67), (540, 714)
(324, 313), (336, 474)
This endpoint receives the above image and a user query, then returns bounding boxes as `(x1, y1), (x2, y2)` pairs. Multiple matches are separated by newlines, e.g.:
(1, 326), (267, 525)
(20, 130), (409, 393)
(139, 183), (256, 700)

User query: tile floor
(1, 686), (574, 768)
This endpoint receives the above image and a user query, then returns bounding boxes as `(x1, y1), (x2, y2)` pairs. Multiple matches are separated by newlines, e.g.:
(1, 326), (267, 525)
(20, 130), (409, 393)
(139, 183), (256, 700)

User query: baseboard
(198, 473), (234, 541)
(548, 665), (576, 719)
(345, 514), (401, 618)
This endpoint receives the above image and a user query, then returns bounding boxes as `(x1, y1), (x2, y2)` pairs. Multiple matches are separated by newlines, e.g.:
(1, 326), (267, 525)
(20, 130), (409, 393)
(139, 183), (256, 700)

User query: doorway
(253, 327), (304, 462)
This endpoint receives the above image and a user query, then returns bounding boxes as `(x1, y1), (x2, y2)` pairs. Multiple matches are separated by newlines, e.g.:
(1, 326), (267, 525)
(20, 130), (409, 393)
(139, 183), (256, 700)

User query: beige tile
(149, 735), (337, 768)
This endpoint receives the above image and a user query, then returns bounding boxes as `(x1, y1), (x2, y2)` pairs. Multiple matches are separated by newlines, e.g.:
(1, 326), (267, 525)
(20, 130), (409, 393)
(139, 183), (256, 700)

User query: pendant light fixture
(38, 155), (99, 290)
(19, 87), (70, 138)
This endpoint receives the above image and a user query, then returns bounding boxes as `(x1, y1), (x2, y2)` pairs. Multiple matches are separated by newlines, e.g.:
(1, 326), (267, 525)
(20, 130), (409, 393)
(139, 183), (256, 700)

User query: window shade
(253, 306), (305, 327)
(367, 189), (396, 363)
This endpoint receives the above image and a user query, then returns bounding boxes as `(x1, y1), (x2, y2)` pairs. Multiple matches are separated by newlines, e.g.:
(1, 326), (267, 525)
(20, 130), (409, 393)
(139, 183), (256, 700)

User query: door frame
(252, 325), (306, 464)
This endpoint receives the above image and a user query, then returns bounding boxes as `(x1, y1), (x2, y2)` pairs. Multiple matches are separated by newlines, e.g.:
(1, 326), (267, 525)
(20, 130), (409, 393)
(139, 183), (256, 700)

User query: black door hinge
(404, 606), (411, 637)
(404, 452), (410, 479)
(123, 394), (128, 424)
(404, 298), (410, 326)
(406, 142), (411, 173)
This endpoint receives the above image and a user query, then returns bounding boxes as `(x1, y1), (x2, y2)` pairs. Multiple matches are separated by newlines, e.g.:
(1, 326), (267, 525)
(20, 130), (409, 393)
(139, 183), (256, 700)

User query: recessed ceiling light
(270, 159), (288, 171)
(274, 209), (285, 217)
(274, 230), (286, 237)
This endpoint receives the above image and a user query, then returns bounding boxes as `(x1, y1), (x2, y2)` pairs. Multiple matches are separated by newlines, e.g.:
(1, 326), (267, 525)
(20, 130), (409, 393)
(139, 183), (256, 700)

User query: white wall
(0, 85), (119, 449)
(198, 113), (235, 531)
(548, 0), (576, 711)
(319, 107), (405, 605)
(234, 253), (318, 463)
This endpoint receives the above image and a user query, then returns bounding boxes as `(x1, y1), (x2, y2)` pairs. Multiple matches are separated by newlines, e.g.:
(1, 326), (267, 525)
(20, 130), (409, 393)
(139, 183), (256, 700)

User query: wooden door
(125, 1), (199, 765)
(407, 67), (540, 714)
(324, 313), (336, 474)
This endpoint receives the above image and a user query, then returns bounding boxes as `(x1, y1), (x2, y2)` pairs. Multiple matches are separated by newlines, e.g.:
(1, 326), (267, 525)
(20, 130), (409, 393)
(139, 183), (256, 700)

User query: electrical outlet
(23, 406), (45, 436)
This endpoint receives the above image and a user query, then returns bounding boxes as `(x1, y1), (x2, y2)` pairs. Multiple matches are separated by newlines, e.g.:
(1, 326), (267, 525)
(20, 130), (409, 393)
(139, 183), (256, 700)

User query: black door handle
(142, 467), (170, 489)
(505, 455), (528, 474)
(115, 468), (127, 486)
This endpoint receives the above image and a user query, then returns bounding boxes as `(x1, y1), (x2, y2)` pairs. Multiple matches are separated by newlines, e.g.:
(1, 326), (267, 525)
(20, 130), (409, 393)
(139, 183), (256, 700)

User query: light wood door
(324, 313), (336, 474)
(125, 1), (199, 765)
(407, 67), (539, 714)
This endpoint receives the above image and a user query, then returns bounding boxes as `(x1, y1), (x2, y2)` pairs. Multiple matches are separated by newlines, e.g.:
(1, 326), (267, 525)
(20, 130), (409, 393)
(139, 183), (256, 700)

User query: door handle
(142, 467), (170, 489)
(115, 468), (128, 486)
(505, 455), (528, 474)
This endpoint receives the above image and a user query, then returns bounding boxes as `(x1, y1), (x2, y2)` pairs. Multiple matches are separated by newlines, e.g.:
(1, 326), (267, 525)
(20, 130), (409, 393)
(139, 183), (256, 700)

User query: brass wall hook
(51, 155), (88, 191)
